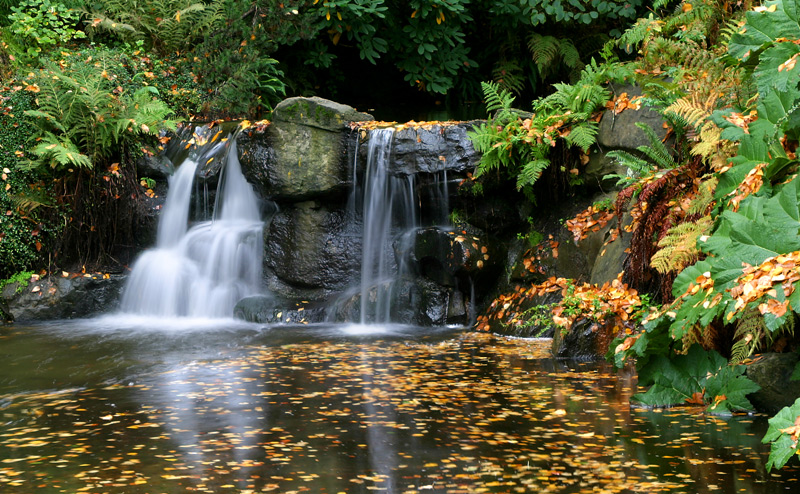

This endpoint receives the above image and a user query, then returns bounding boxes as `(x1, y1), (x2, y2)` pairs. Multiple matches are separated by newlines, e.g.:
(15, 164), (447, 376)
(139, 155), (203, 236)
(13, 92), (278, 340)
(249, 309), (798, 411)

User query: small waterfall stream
(354, 127), (455, 325)
(358, 128), (418, 324)
(120, 128), (264, 318)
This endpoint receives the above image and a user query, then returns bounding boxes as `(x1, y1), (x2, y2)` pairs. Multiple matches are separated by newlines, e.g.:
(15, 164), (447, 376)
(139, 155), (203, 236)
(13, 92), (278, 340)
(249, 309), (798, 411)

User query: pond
(1, 319), (799, 493)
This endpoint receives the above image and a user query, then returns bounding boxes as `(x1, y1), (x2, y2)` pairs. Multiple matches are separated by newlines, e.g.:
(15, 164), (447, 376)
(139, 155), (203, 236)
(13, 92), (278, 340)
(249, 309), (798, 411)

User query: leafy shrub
(764, 397), (800, 470)
(468, 61), (631, 201)
(0, 88), (58, 278)
(633, 343), (760, 414)
(83, 0), (224, 55)
(7, 0), (86, 59)
(24, 59), (175, 171)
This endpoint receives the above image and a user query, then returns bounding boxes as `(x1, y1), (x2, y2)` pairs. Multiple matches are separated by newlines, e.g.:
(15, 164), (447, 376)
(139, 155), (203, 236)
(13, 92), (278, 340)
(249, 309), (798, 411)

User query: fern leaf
(528, 34), (561, 76)
(730, 308), (767, 364)
(606, 149), (653, 176)
(516, 159), (550, 189)
(559, 40), (582, 70)
(564, 121), (598, 152)
(480, 81), (515, 115)
(634, 122), (677, 169)
(492, 60), (526, 95)
(29, 132), (92, 170)
(650, 215), (712, 274)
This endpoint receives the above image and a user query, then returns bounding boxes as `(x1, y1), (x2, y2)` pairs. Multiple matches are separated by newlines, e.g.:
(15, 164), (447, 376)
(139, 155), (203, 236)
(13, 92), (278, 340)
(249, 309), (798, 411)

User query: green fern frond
(605, 150), (653, 185)
(650, 215), (712, 274)
(634, 122), (677, 169)
(730, 308), (767, 364)
(480, 80), (516, 116)
(619, 15), (660, 52)
(7, 191), (54, 214)
(688, 176), (718, 215)
(492, 60), (526, 95)
(516, 159), (550, 189)
(559, 40), (582, 70)
(528, 34), (561, 76)
(564, 121), (598, 152)
(28, 132), (92, 170)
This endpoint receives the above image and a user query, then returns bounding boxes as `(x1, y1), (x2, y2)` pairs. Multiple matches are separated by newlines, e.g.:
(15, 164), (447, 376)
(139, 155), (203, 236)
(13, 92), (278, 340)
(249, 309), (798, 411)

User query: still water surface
(1, 320), (799, 493)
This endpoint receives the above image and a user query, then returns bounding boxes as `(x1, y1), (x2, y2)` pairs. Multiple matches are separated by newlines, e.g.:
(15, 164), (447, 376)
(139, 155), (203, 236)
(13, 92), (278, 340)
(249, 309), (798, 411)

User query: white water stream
(120, 132), (264, 318)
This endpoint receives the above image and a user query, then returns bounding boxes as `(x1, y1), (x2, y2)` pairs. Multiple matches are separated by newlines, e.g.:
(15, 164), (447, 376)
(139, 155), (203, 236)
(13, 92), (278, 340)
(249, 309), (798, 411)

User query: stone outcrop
(263, 201), (361, 299)
(239, 97), (373, 201)
(388, 122), (482, 175)
(746, 353), (800, 414)
(2, 274), (125, 321)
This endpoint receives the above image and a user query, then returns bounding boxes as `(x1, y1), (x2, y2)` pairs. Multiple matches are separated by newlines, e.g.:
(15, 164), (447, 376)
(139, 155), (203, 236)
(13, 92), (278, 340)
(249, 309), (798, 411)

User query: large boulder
(551, 318), (618, 361)
(332, 277), (468, 326)
(263, 201), (361, 299)
(409, 226), (505, 294)
(746, 353), (800, 414)
(234, 295), (327, 324)
(597, 84), (670, 151)
(2, 274), (125, 321)
(389, 122), (482, 175)
(238, 97), (373, 201)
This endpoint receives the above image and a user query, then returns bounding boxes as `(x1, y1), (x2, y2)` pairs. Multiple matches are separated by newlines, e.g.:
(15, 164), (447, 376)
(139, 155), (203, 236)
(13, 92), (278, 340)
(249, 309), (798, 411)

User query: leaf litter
(0, 332), (798, 493)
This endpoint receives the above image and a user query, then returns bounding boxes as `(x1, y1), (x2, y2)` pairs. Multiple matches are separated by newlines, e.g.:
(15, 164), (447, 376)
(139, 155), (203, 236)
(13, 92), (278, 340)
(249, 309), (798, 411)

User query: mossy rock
(272, 96), (373, 132)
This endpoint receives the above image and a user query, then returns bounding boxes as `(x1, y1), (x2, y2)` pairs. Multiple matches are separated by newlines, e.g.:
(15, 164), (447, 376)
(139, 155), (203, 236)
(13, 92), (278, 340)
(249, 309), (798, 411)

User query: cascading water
(355, 127), (454, 324)
(120, 127), (265, 318)
(356, 129), (418, 324)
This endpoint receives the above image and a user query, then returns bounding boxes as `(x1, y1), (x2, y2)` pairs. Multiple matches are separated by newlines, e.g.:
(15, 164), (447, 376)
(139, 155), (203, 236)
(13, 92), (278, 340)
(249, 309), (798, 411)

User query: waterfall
(353, 126), (460, 325)
(120, 128), (265, 318)
(358, 129), (417, 324)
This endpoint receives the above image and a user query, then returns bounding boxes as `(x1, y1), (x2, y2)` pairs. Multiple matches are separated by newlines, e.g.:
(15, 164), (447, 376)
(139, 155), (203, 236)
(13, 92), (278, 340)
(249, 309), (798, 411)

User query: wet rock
(234, 295), (326, 324)
(2, 275), (126, 321)
(551, 318), (615, 361)
(332, 278), (468, 326)
(597, 84), (670, 151)
(389, 122), (482, 175)
(583, 149), (629, 192)
(264, 202), (361, 299)
(408, 226), (505, 295)
(746, 353), (800, 414)
(238, 97), (372, 201)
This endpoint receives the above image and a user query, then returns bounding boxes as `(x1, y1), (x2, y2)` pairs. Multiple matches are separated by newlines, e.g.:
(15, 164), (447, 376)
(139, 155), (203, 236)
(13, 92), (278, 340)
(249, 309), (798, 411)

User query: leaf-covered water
(0, 321), (798, 493)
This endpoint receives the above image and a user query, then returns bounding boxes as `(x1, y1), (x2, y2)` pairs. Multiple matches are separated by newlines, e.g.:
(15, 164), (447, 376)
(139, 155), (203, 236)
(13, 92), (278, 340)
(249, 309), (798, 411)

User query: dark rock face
(239, 97), (373, 201)
(409, 226), (505, 294)
(234, 295), (326, 324)
(332, 278), (469, 326)
(746, 353), (800, 414)
(264, 202), (361, 299)
(3, 275), (125, 321)
(389, 122), (482, 175)
(597, 84), (670, 151)
(551, 318), (611, 361)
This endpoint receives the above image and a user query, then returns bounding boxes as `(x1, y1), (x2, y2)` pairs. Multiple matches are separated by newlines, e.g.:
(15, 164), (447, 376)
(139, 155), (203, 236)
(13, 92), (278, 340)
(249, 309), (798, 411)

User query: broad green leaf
(763, 397), (800, 470)
(728, 0), (800, 62)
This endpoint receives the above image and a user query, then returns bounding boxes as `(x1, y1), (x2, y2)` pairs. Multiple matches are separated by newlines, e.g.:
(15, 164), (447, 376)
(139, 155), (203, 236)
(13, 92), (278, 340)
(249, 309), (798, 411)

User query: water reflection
(0, 323), (798, 493)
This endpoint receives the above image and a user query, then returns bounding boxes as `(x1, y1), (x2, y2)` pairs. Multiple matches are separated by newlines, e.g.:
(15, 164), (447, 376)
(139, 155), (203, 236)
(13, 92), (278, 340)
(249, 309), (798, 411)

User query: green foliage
(506, 303), (558, 337)
(468, 62), (630, 201)
(0, 270), (34, 294)
(518, 0), (644, 28)
(763, 397), (800, 470)
(605, 122), (678, 186)
(84, 0), (224, 55)
(7, 0), (86, 58)
(24, 58), (175, 172)
(633, 344), (760, 414)
(187, 0), (292, 117)
(527, 34), (583, 80)
(0, 88), (59, 278)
